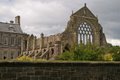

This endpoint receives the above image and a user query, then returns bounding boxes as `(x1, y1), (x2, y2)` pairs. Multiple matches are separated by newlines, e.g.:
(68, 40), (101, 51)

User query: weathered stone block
(2, 73), (16, 79)
(17, 76), (30, 80)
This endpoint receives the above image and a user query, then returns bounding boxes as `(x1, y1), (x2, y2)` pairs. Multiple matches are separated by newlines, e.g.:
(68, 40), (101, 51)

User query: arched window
(78, 22), (93, 45)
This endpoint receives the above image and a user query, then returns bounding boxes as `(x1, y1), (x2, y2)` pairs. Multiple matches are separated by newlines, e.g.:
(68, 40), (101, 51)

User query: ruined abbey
(0, 4), (107, 60)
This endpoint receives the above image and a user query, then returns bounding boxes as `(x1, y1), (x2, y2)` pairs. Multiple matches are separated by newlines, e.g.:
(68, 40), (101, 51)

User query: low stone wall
(0, 62), (120, 80)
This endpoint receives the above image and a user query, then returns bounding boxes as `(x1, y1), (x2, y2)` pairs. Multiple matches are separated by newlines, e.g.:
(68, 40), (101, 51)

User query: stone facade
(0, 16), (27, 60)
(62, 4), (107, 47)
(0, 4), (107, 60)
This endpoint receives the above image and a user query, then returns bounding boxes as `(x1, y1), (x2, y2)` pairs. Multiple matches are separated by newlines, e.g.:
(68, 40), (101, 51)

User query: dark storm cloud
(0, 0), (120, 45)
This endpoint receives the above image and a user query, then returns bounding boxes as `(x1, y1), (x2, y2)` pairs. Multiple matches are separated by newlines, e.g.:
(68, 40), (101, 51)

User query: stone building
(0, 16), (27, 60)
(62, 3), (107, 48)
(0, 4), (107, 60)
(21, 4), (107, 60)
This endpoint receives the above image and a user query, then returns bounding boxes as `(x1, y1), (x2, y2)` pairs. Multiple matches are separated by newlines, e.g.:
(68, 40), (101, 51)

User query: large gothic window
(78, 22), (93, 45)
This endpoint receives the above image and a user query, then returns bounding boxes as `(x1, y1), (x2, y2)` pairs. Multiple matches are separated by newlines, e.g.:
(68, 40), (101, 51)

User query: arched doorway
(78, 22), (93, 45)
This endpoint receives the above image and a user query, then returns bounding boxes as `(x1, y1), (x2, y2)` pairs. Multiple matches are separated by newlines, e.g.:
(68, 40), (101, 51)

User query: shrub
(58, 44), (120, 61)
(57, 51), (74, 60)
(16, 56), (33, 62)
(112, 51), (120, 61)
(103, 53), (113, 61)
(74, 44), (102, 61)
(57, 44), (103, 61)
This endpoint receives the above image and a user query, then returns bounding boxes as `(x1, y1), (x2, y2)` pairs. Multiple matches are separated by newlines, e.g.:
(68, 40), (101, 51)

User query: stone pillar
(88, 35), (90, 43)
(86, 35), (90, 45)
(20, 37), (24, 54)
(26, 36), (30, 52)
(80, 34), (82, 44)
(32, 36), (36, 51)
(83, 34), (85, 44)
(85, 34), (86, 44)
(40, 33), (44, 49)
(54, 41), (61, 55)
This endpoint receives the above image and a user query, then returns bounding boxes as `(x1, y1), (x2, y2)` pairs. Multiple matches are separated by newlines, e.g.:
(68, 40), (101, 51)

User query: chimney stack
(10, 20), (14, 24)
(15, 15), (20, 25)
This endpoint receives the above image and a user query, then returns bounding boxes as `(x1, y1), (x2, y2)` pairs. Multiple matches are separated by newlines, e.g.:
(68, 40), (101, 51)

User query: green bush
(57, 44), (120, 61)
(73, 45), (98, 61)
(16, 56), (33, 62)
(57, 51), (74, 60)
(112, 51), (120, 61)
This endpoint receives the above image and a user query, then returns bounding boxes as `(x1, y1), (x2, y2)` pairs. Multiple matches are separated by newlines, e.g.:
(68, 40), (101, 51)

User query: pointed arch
(78, 22), (94, 45)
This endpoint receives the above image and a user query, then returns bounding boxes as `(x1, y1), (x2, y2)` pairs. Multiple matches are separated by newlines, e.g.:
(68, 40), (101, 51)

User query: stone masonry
(0, 62), (120, 80)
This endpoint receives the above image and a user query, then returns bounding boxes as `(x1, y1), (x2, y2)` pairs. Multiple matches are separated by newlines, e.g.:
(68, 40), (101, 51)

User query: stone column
(88, 34), (91, 44)
(83, 34), (85, 44)
(54, 41), (61, 55)
(20, 37), (24, 54)
(32, 36), (35, 51)
(26, 36), (30, 52)
(40, 33), (44, 49)
(80, 34), (82, 44)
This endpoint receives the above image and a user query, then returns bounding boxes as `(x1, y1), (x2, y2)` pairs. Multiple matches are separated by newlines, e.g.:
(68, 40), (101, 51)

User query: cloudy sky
(0, 0), (120, 45)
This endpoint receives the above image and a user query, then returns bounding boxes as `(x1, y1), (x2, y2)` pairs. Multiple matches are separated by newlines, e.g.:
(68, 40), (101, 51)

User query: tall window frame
(78, 22), (93, 45)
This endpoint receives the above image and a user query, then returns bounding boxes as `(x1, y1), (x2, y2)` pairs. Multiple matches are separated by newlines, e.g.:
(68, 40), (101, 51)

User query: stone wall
(0, 62), (120, 80)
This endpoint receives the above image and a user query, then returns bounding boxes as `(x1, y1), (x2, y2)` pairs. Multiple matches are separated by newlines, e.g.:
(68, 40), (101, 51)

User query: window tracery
(78, 22), (93, 45)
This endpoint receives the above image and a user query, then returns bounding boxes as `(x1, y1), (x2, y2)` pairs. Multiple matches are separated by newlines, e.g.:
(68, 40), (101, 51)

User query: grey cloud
(23, 24), (64, 37)
(0, 0), (120, 45)
(90, 0), (120, 40)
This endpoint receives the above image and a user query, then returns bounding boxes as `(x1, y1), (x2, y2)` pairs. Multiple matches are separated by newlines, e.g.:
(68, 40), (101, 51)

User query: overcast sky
(0, 0), (120, 45)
